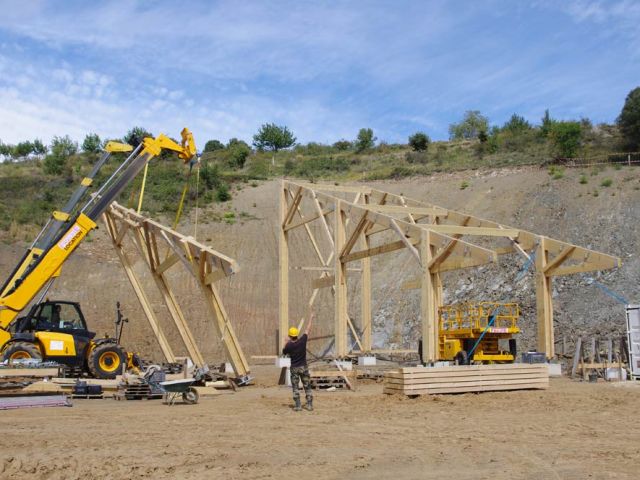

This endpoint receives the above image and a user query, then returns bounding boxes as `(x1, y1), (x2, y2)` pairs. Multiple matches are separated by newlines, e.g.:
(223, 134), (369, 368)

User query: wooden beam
(543, 246), (576, 275)
(420, 230), (438, 364)
(342, 237), (420, 263)
(155, 253), (179, 275)
(284, 205), (334, 231)
(390, 219), (422, 265)
(289, 181), (371, 194)
(334, 200), (348, 358)
(425, 225), (520, 237)
(535, 238), (554, 358)
(279, 182), (289, 350)
(361, 205), (447, 216)
(282, 186), (303, 227)
(339, 213), (369, 260)
(312, 275), (334, 289)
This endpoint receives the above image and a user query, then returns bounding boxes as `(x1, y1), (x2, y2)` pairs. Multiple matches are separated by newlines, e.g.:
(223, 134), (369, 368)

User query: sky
(0, 0), (638, 147)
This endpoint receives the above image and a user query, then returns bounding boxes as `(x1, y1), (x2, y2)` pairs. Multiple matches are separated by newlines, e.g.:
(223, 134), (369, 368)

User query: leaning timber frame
(103, 202), (250, 378)
(279, 180), (621, 362)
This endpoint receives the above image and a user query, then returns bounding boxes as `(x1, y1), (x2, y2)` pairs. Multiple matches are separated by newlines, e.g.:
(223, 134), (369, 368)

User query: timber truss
(279, 181), (621, 362)
(103, 202), (250, 378)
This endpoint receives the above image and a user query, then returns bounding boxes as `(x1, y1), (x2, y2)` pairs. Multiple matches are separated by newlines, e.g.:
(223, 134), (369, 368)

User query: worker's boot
(304, 397), (313, 411)
(293, 398), (302, 411)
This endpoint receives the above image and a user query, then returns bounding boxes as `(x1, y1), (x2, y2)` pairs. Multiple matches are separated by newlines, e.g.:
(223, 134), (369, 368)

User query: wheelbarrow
(158, 378), (199, 405)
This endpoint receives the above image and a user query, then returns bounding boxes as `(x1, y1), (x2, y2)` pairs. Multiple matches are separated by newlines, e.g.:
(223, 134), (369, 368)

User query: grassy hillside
(0, 125), (628, 242)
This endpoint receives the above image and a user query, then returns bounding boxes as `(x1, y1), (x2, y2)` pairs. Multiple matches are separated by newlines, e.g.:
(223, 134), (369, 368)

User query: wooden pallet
(115, 383), (162, 400)
(383, 364), (549, 396)
(71, 394), (104, 399)
(309, 370), (356, 390)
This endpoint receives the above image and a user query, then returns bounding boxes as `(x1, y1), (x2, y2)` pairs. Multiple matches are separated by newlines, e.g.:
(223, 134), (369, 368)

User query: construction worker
(283, 311), (314, 411)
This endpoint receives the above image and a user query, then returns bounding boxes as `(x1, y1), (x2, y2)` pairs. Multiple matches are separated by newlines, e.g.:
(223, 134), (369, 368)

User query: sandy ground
(1, 368), (639, 480)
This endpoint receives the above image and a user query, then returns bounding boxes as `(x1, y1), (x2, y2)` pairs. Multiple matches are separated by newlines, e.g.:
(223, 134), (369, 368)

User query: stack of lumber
(383, 364), (549, 396)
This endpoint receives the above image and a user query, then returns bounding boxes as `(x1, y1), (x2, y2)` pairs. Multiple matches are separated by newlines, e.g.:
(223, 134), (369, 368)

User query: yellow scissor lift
(438, 302), (520, 365)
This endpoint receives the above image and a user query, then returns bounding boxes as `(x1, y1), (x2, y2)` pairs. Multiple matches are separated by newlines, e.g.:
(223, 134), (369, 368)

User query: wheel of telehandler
(454, 350), (469, 366)
(3, 342), (43, 363)
(88, 343), (126, 379)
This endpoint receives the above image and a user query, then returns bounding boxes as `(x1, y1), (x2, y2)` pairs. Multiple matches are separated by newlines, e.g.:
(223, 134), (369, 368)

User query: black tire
(182, 387), (199, 405)
(454, 350), (469, 366)
(88, 343), (126, 379)
(3, 341), (43, 363)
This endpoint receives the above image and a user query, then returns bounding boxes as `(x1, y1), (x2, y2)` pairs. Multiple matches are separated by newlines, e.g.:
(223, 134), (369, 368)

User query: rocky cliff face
(1, 166), (638, 362)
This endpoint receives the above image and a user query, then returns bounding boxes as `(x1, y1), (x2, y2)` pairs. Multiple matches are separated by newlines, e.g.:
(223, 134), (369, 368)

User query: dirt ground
(1, 368), (639, 480)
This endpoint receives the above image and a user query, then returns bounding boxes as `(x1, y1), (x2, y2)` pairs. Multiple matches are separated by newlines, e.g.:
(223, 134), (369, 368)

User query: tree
(0, 141), (11, 160)
(448, 111), (489, 140)
(540, 109), (555, 137)
(226, 138), (252, 169)
(332, 139), (352, 151)
(204, 139), (224, 152)
(408, 132), (430, 151)
(123, 126), (152, 147)
(32, 139), (47, 156)
(354, 128), (376, 153)
(502, 114), (532, 133)
(44, 135), (78, 175)
(252, 123), (296, 152)
(617, 86), (640, 150)
(82, 133), (102, 153)
(549, 121), (582, 158)
(12, 141), (34, 159)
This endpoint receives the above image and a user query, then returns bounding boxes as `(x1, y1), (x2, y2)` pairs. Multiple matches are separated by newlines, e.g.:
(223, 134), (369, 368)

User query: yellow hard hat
(288, 326), (299, 337)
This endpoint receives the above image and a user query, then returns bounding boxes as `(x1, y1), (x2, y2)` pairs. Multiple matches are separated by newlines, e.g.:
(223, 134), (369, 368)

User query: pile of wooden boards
(383, 363), (549, 396)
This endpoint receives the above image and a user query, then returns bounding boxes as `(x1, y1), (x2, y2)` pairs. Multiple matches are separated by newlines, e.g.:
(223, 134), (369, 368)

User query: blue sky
(0, 0), (638, 147)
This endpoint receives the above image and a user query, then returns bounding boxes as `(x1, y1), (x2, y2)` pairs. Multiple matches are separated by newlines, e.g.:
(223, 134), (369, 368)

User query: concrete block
(358, 356), (376, 366)
(433, 361), (451, 368)
(606, 367), (627, 381)
(276, 356), (291, 368)
(547, 363), (562, 377)
(335, 360), (353, 371)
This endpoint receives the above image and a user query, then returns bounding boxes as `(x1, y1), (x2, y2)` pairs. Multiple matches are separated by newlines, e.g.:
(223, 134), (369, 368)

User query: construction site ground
(1, 368), (639, 480)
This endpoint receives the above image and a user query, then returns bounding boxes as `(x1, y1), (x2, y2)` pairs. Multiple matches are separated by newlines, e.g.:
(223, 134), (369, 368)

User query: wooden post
(334, 200), (348, 358)
(535, 238), (555, 358)
(360, 197), (372, 353)
(279, 182), (290, 351)
(420, 230), (438, 364)
(571, 337), (582, 378)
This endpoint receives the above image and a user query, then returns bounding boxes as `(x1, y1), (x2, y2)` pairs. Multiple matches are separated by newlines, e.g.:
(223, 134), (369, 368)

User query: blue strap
(588, 278), (628, 305)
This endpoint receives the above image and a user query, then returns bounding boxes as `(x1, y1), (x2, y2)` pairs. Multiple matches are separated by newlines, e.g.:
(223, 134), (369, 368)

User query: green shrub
(408, 132), (430, 151)
(216, 183), (231, 202)
(579, 175), (588, 184)
(460, 180), (469, 190)
(600, 178), (613, 187)
(405, 151), (428, 164)
(223, 211), (235, 224)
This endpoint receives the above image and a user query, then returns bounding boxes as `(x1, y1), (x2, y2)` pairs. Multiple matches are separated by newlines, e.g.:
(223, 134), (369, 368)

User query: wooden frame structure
(279, 180), (621, 363)
(103, 202), (250, 378)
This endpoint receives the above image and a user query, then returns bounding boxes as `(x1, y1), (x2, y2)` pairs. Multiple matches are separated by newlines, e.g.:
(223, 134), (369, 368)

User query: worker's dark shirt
(283, 334), (308, 368)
